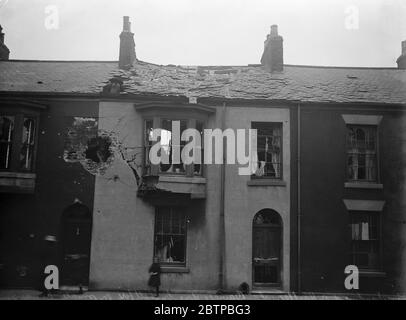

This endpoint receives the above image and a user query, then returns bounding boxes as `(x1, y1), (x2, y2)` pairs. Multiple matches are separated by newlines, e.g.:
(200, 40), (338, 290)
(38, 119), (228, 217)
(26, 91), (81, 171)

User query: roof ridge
(1, 59), (400, 70)
(283, 64), (399, 70)
(138, 60), (400, 70)
(3, 60), (118, 63)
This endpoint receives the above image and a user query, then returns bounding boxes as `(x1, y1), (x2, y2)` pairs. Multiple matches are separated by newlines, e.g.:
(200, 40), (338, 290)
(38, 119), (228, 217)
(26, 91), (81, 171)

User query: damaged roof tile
(0, 60), (405, 105)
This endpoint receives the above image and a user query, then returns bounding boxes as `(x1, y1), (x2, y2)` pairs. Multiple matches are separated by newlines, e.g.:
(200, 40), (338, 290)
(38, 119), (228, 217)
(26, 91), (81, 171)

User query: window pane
(145, 120), (154, 144)
(20, 118), (36, 171)
(159, 120), (187, 174)
(154, 208), (186, 264)
(194, 121), (204, 176)
(252, 122), (282, 179)
(0, 116), (14, 170)
(144, 120), (154, 174)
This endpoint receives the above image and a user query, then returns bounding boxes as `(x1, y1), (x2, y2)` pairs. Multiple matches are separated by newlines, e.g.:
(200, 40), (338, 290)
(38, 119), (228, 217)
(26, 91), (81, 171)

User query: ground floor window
(154, 207), (187, 265)
(350, 212), (381, 270)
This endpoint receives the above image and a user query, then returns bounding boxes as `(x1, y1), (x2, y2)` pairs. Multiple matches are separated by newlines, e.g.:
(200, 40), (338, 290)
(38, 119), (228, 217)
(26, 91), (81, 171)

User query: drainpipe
(219, 102), (227, 292)
(297, 103), (302, 294)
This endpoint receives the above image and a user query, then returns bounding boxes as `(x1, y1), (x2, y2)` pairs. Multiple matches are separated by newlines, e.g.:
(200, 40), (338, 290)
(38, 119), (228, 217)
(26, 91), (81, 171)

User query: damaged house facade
(0, 17), (405, 294)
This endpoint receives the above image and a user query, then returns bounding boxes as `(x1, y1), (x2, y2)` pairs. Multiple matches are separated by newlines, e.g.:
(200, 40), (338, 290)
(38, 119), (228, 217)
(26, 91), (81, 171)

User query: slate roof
(1, 59), (405, 105)
(0, 61), (117, 94)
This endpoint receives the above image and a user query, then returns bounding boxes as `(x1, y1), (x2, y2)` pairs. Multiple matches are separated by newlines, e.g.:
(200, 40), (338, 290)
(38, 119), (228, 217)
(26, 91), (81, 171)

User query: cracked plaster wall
(88, 101), (220, 291)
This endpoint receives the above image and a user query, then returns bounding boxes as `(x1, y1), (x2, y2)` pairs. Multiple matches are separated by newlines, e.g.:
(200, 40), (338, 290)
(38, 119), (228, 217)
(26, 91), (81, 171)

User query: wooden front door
(61, 203), (92, 287)
(253, 210), (282, 287)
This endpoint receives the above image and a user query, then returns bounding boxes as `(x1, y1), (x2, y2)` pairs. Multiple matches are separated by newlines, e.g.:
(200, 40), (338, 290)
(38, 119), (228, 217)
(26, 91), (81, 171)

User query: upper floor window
(144, 118), (204, 177)
(0, 114), (37, 172)
(0, 116), (14, 170)
(251, 122), (282, 179)
(135, 101), (215, 179)
(347, 125), (377, 182)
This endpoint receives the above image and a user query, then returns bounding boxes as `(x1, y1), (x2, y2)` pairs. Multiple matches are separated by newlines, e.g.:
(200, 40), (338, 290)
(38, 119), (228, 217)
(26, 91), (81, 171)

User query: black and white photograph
(0, 0), (405, 309)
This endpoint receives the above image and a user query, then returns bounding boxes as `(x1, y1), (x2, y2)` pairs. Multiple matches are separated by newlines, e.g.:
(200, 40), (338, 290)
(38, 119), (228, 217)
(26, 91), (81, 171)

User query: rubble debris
(64, 118), (115, 176)
(99, 60), (406, 104)
(63, 117), (142, 183)
(102, 77), (124, 95)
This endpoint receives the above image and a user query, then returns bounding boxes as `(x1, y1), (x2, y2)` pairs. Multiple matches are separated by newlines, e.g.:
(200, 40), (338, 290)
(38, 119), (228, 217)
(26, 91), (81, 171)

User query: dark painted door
(61, 203), (92, 287)
(253, 211), (282, 287)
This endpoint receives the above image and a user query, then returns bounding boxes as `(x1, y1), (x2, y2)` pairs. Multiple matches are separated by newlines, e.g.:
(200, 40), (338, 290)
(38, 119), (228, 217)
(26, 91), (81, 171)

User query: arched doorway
(252, 209), (282, 288)
(61, 202), (92, 288)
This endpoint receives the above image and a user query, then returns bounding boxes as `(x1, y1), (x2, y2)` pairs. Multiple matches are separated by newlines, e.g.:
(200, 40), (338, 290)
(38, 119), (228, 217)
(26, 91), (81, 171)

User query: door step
(59, 286), (89, 294)
(251, 289), (287, 295)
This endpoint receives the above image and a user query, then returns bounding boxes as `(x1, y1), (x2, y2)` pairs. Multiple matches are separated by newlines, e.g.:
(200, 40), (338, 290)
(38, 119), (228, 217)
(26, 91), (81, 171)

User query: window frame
(251, 121), (283, 181)
(0, 111), (39, 174)
(349, 211), (383, 272)
(342, 114), (383, 186)
(0, 114), (15, 171)
(153, 206), (188, 267)
(143, 118), (154, 177)
(346, 124), (380, 184)
(143, 116), (206, 178)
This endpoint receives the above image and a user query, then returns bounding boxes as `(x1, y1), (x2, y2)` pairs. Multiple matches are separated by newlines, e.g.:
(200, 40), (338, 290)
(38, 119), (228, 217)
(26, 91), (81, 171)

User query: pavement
(0, 289), (404, 300)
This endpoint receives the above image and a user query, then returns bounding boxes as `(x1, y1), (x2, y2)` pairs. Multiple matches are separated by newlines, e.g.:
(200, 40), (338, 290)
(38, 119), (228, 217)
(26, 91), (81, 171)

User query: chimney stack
(396, 40), (406, 69)
(261, 25), (284, 72)
(119, 16), (136, 69)
(0, 25), (10, 61)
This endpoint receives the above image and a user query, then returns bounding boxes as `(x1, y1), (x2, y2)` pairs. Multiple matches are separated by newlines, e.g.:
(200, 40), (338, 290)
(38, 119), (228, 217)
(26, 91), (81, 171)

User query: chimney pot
(119, 17), (136, 69)
(123, 16), (131, 32)
(270, 25), (278, 37)
(261, 24), (284, 72)
(397, 40), (406, 69)
(0, 25), (10, 61)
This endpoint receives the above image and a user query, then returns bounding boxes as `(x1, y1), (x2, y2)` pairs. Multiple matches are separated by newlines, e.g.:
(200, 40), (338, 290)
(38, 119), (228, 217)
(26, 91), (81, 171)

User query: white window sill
(359, 270), (386, 278)
(0, 172), (36, 194)
(345, 182), (383, 190)
(161, 266), (190, 274)
(248, 179), (287, 187)
(159, 175), (206, 185)
(155, 176), (207, 199)
(0, 172), (36, 179)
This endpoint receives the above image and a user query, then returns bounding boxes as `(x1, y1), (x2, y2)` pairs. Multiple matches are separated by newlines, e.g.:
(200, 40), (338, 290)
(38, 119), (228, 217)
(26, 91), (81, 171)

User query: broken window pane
(144, 119), (154, 175)
(154, 207), (187, 265)
(144, 118), (205, 177)
(159, 119), (187, 174)
(194, 121), (204, 176)
(252, 122), (282, 179)
(0, 116), (14, 170)
(20, 118), (36, 171)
